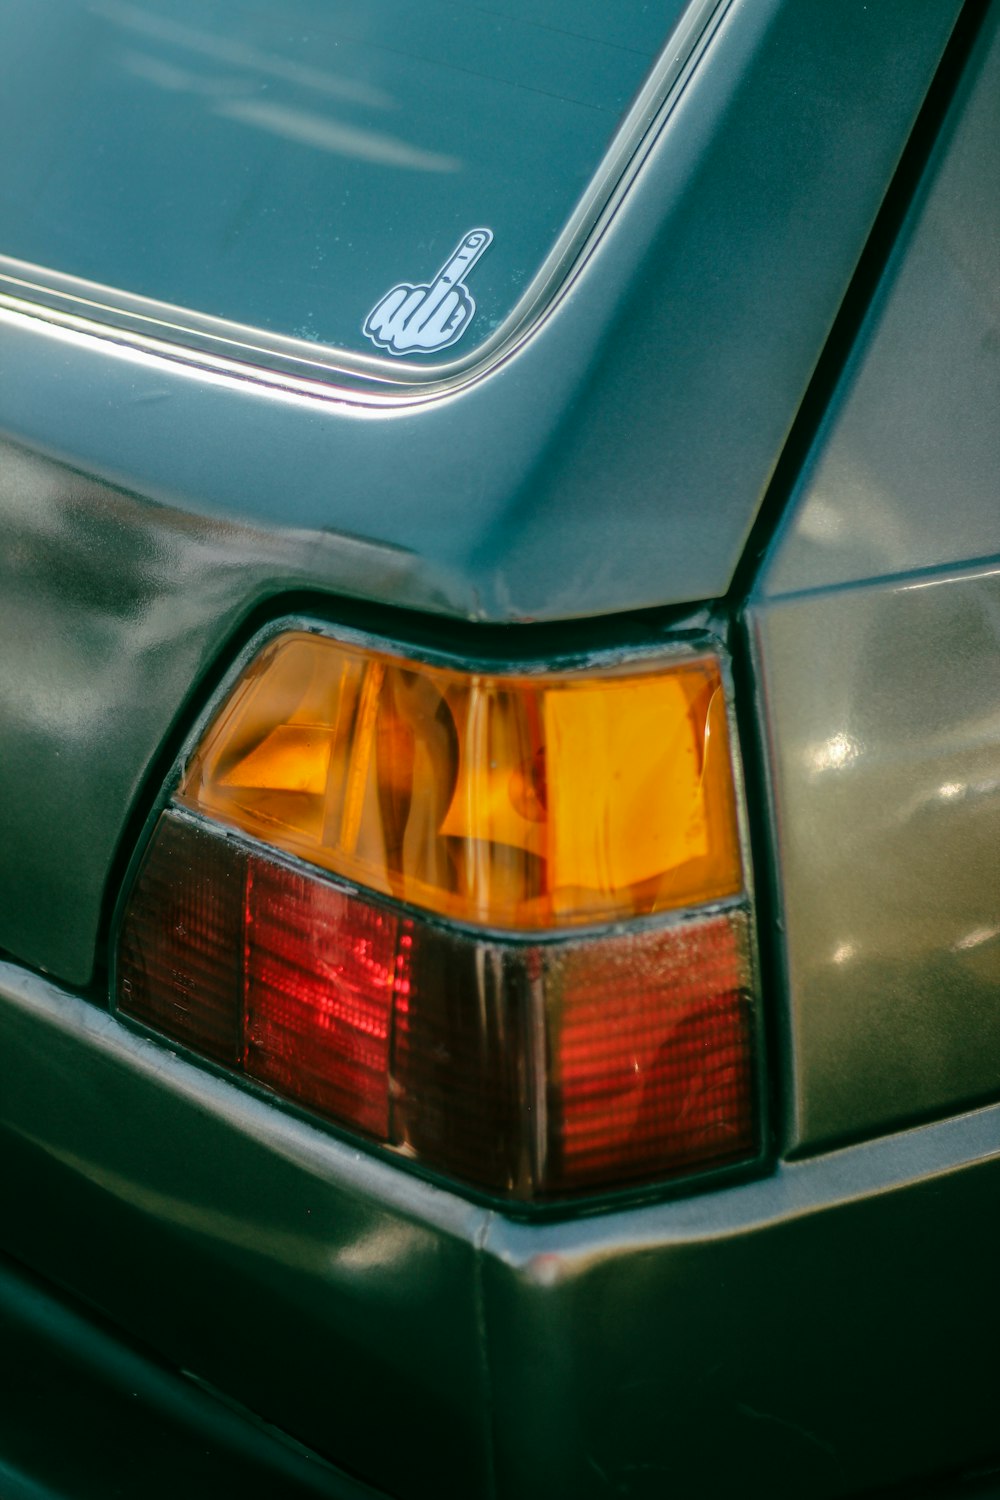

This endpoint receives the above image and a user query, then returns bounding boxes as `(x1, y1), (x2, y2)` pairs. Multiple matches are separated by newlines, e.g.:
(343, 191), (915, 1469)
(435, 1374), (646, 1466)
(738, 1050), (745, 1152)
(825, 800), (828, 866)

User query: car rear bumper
(0, 957), (998, 1499)
(0, 1244), (383, 1500)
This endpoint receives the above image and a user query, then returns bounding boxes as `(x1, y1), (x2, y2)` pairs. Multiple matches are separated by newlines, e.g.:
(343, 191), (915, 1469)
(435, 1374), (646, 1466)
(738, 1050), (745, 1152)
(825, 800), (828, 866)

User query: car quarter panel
(0, 0), (964, 988)
(0, 4), (991, 1497)
(749, 0), (1000, 1152)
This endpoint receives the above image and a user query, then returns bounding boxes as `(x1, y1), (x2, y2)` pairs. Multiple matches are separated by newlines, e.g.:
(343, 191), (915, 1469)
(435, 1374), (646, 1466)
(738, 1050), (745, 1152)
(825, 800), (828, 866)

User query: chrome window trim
(0, 0), (731, 403)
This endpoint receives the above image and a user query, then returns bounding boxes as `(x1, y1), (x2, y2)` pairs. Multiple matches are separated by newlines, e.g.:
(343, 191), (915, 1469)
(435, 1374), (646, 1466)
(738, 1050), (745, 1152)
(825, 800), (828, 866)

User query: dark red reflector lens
(117, 814), (244, 1065)
(543, 922), (754, 1193)
(117, 812), (757, 1199)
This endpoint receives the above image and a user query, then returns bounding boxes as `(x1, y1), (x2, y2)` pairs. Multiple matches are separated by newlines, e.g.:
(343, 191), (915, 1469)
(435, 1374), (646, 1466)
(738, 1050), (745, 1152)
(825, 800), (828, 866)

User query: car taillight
(114, 629), (760, 1201)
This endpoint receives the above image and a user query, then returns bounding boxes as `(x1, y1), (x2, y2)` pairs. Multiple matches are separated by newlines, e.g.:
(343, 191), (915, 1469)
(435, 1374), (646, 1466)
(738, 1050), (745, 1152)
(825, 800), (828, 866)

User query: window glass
(0, 0), (692, 361)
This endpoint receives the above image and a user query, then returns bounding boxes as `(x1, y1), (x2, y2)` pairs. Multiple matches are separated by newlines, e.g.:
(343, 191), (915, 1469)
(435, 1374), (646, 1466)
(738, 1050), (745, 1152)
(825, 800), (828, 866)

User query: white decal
(363, 228), (493, 356)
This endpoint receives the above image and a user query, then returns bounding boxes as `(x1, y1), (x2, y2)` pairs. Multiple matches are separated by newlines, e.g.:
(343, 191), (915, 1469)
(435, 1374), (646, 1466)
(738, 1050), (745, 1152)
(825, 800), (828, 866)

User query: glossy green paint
(0, 1251), (370, 1499)
(481, 1108), (1000, 1498)
(759, 0), (1000, 601)
(751, 567), (1000, 1152)
(0, 957), (998, 1499)
(0, 962), (491, 1500)
(749, 0), (1000, 1151)
(0, 0), (962, 986)
(0, 2), (994, 1497)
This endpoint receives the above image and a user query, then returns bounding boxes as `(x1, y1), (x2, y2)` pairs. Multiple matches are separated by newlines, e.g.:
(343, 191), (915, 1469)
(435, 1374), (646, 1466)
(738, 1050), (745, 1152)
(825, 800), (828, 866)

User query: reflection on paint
(807, 733), (861, 774)
(953, 925), (1000, 953)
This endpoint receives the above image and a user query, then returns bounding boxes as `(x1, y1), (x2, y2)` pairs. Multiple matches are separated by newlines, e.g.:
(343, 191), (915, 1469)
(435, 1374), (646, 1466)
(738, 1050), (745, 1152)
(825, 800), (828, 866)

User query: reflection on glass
(0, 0), (686, 351)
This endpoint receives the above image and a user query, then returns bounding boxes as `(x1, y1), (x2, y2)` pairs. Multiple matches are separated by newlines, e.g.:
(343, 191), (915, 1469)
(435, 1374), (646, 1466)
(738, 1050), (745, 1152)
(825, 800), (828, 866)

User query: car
(0, 0), (999, 1496)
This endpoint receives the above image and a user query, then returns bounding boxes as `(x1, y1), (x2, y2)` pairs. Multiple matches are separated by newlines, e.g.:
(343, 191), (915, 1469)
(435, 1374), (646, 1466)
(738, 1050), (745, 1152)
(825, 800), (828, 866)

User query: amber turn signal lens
(178, 634), (742, 931)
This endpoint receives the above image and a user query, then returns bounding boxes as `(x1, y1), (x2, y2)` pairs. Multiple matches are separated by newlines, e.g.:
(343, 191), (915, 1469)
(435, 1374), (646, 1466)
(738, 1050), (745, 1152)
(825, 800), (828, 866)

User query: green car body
(0, 1), (999, 1495)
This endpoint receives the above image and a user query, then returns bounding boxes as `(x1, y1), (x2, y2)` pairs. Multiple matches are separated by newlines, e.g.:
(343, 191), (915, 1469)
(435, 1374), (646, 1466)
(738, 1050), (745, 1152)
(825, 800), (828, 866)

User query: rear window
(0, 0), (698, 369)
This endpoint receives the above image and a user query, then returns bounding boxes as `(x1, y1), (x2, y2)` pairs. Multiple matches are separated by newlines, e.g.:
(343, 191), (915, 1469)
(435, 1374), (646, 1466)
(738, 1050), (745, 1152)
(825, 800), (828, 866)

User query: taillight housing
(114, 626), (761, 1203)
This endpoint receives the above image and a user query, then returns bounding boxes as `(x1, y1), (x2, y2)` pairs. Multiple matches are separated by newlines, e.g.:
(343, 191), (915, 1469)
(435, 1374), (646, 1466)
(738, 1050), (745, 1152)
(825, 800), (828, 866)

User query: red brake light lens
(118, 808), (757, 1200)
